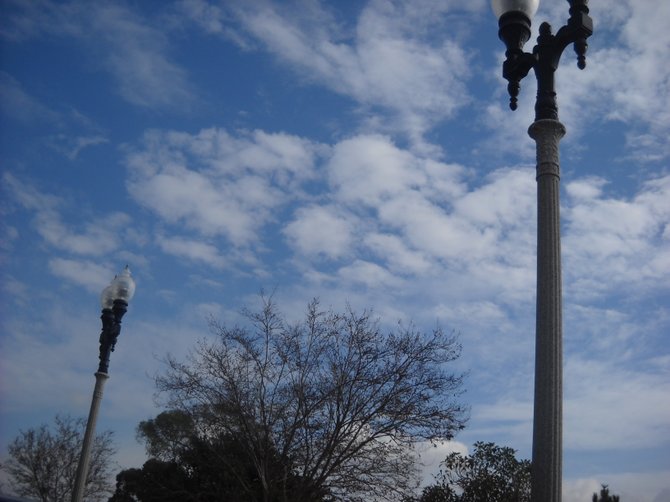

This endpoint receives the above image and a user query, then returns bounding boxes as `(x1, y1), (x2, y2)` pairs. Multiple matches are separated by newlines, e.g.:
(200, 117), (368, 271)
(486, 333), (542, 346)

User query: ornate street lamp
(491, 1), (592, 501)
(71, 266), (136, 502)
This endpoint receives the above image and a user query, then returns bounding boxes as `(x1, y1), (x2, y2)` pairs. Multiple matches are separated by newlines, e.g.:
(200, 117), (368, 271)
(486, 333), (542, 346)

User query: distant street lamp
(71, 266), (136, 502)
(490, 1), (593, 501)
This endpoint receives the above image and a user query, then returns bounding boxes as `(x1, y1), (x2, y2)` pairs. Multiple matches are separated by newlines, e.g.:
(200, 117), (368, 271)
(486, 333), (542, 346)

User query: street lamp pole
(491, 1), (593, 501)
(71, 266), (136, 502)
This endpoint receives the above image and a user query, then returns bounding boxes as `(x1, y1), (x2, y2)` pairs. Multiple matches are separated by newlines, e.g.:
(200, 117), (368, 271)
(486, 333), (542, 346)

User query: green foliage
(1, 415), (115, 502)
(411, 484), (459, 502)
(136, 410), (194, 462)
(109, 459), (192, 502)
(593, 484), (621, 502)
(110, 410), (326, 502)
(413, 442), (531, 502)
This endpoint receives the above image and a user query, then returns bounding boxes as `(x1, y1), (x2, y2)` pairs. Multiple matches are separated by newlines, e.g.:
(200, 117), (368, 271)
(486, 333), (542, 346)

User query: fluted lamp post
(490, 1), (592, 501)
(71, 266), (136, 502)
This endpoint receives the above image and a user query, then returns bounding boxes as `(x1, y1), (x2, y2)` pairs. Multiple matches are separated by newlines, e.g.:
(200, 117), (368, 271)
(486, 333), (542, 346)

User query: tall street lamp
(490, 1), (593, 501)
(71, 266), (136, 502)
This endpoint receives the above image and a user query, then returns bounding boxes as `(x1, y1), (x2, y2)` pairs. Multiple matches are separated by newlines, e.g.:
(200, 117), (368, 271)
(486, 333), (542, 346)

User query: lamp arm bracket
(502, 52), (536, 110)
(557, 0), (594, 70)
(496, 1), (593, 112)
(553, 27), (587, 66)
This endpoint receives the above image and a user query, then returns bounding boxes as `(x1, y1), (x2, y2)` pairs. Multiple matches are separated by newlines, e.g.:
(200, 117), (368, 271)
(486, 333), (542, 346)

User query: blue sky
(1, 0), (668, 500)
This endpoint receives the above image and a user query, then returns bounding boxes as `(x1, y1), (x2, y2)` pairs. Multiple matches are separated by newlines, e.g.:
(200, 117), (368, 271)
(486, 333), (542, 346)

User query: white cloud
(337, 259), (403, 289)
(244, 135), (542, 318)
(563, 478), (604, 502)
(37, 212), (130, 256)
(416, 440), (469, 487)
(328, 134), (426, 207)
(0, 73), (110, 159)
(0, 0), (195, 110)
(3, 172), (130, 257)
(133, 164), (261, 242)
(564, 357), (670, 451)
(122, 127), (669, 361)
(564, 175), (670, 300)
(3, 171), (60, 210)
(0, 308), (102, 415)
(156, 234), (227, 269)
(326, 136), (536, 270)
(176, 0), (227, 36)
(93, 3), (194, 109)
(364, 233), (432, 275)
(602, 2), (670, 132)
(0, 71), (59, 123)
(457, 311), (670, 475)
(125, 128), (324, 247)
(320, 136), (539, 303)
(53, 134), (109, 160)
(209, 1), (481, 144)
(534, 1), (670, 159)
(284, 205), (354, 260)
(381, 192), (491, 261)
(565, 472), (670, 502)
(48, 257), (116, 293)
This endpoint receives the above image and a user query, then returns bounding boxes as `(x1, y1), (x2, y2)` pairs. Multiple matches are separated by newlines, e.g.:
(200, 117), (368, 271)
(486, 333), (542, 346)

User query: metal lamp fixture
(492, 0), (539, 112)
(97, 266), (136, 373)
(491, 2), (592, 502)
(492, 0), (592, 115)
(492, 0), (539, 69)
(72, 266), (136, 502)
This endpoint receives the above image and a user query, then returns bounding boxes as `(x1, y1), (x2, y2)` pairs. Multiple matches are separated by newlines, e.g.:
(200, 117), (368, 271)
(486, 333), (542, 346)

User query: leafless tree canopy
(2, 415), (116, 502)
(156, 298), (467, 501)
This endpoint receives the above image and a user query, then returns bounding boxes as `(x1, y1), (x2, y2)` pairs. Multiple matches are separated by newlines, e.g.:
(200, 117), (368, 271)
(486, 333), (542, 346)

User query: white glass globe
(491, 0), (539, 19)
(100, 266), (136, 308)
(110, 266), (136, 303)
(100, 284), (115, 309)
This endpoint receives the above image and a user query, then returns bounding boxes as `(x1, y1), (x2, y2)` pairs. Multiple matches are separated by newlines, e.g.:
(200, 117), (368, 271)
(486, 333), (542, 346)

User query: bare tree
(156, 297), (467, 501)
(2, 415), (115, 502)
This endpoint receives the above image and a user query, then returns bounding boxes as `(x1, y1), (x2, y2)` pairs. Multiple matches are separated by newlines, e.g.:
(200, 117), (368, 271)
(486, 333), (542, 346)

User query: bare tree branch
(155, 297), (467, 501)
(2, 415), (116, 502)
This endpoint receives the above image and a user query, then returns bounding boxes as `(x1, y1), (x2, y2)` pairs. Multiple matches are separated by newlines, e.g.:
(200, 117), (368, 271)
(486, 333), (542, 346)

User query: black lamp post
(491, 1), (593, 501)
(71, 266), (136, 502)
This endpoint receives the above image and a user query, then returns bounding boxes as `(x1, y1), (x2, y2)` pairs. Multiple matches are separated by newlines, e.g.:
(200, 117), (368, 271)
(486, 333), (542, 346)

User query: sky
(0, 0), (668, 500)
